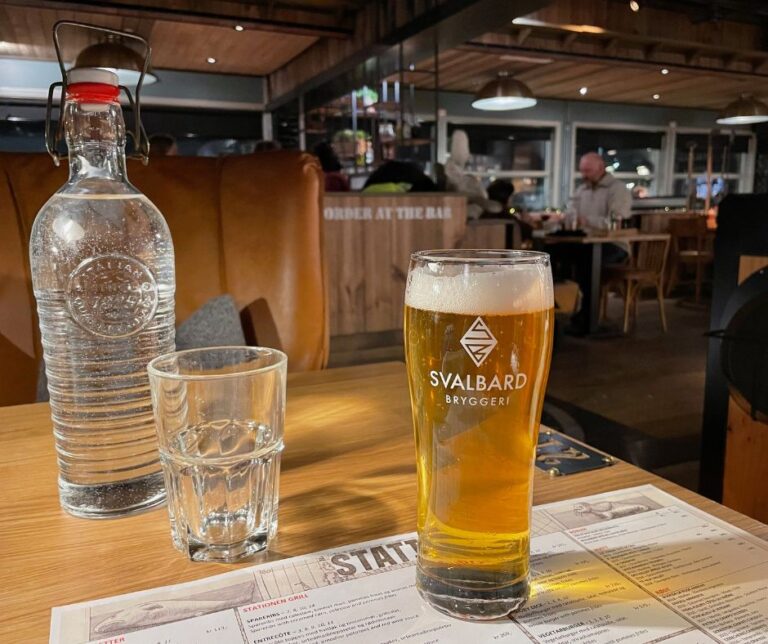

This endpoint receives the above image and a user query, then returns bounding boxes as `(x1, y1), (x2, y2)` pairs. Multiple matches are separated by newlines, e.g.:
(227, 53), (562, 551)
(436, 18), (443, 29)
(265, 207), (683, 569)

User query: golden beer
(404, 250), (554, 619)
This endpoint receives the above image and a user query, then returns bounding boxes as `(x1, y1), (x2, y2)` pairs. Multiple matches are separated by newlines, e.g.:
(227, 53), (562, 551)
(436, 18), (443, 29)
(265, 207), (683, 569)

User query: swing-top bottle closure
(65, 68), (120, 106)
(45, 21), (152, 166)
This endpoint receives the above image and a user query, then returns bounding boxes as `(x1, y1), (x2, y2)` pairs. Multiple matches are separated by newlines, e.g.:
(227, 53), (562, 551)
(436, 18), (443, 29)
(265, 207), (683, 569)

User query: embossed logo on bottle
(66, 254), (158, 338)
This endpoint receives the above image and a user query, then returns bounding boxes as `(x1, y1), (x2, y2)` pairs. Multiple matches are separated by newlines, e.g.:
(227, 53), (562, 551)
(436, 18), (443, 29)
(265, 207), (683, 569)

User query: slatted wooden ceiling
(403, 49), (765, 110)
(383, 0), (768, 111)
(0, 3), (319, 75)
(3, 0), (768, 111)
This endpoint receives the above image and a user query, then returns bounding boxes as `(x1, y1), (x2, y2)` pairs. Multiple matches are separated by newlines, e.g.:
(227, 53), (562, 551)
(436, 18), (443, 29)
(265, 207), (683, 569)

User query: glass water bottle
(30, 68), (175, 518)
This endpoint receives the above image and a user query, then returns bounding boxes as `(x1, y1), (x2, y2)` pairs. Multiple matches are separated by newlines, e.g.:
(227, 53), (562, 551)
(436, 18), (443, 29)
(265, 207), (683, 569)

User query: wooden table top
(543, 231), (670, 244)
(2, 361), (766, 642)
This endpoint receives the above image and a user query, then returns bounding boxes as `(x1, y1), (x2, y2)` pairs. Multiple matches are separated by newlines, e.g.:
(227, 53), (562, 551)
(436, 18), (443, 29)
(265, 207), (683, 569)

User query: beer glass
(404, 250), (554, 620)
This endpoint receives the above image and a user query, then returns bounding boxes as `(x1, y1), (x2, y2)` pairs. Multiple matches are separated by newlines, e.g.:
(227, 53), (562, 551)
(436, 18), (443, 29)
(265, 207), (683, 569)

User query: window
(0, 104), (264, 157)
(448, 123), (555, 210)
(573, 127), (664, 199)
(672, 132), (753, 201)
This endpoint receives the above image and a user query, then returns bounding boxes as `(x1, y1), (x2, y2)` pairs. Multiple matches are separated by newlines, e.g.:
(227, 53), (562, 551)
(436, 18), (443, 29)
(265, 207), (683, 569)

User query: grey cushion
(36, 294), (246, 402)
(175, 294), (246, 351)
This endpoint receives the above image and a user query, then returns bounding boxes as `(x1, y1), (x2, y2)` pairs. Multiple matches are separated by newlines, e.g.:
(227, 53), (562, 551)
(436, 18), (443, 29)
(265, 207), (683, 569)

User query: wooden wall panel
(737, 256), (768, 283)
(723, 400), (768, 523)
(324, 194), (466, 336)
(460, 221), (508, 250)
(721, 254), (768, 523)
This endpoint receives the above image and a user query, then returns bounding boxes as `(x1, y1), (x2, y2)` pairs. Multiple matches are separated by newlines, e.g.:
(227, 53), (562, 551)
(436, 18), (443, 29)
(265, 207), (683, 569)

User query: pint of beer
(404, 250), (554, 620)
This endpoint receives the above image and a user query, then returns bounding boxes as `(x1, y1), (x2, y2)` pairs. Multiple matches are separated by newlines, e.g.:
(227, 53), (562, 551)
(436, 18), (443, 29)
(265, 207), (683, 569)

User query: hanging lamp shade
(716, 95), (768, 125)
(71, 36), (158, 86)
(472, 72), (536, 111)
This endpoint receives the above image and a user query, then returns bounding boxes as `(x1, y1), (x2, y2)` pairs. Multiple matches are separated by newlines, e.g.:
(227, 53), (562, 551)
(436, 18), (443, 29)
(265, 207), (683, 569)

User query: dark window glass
(448, 123), (552, 172)
(674, 133), (750, 174)
(0, 104), (263, 157)
(575, 128), (663, 176)
(672, 177), (739, 199)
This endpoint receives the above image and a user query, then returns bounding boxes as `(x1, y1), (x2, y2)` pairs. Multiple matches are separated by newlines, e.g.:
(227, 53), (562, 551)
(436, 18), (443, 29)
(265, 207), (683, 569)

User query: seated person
(487, 179), (514, 210)
(486, 179), (534, 246)
(567, 152), (632, 265)
(444, 130), (501, 219)
(254, 139), (281, 151)
(313, 141), (350, 192)
(149, 133), (177, 157)
(363, 160), (437, 192)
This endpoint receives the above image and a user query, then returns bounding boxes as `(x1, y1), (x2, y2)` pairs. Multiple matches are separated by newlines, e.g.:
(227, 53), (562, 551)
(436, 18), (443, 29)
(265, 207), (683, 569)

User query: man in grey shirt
(569, 152), (632, 229)
(568, 152), (632, 265)
(555, 153), (632, 334)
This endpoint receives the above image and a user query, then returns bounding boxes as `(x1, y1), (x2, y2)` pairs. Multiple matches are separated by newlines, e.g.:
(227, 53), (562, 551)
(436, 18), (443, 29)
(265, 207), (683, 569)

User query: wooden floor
(548, 295), (710, 441)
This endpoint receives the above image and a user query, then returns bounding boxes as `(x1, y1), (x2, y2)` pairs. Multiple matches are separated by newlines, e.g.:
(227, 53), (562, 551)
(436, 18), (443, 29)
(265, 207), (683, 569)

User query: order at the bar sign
(324, 206), (453, 220)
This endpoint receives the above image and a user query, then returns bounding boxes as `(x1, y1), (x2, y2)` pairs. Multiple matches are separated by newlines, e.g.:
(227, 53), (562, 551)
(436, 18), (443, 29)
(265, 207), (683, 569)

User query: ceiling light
(717, 94), (768, 125)
(71, 36), (158, 86)
(206, 57), (217, 64)
(661, 68), (669, 75)
(629, 0), (640, 11)
(234, 25), (244, 32)
(472, 72), (537, 111)
(500, 54), (554, 65)
(652, 94), (660, 100)
(579, 86), (588, 95)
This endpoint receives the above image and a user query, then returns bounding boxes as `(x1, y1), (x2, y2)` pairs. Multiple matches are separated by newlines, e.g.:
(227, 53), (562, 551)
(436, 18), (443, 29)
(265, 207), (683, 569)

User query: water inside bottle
(32, 192), (175, 517)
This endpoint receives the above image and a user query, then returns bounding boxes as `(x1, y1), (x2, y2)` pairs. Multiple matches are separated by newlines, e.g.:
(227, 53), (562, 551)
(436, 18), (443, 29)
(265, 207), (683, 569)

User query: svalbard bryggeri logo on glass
(429, 316), (528, 407)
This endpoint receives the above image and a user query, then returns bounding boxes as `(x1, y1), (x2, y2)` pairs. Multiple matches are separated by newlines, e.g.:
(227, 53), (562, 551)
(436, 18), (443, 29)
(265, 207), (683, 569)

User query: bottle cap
(66, 68), (120, 104)
(67, 68), (118, 86)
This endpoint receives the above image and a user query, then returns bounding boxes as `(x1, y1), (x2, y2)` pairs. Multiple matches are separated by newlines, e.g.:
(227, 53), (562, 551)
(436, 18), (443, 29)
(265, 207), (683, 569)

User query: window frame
(569, 122), (667, 201)
(669, 126), (756, 197)
(435, 115), (562, 209)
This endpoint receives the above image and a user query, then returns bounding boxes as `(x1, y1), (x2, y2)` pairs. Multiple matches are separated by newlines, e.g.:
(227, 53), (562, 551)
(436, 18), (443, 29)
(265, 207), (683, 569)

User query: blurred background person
(313, 140), (350, 192)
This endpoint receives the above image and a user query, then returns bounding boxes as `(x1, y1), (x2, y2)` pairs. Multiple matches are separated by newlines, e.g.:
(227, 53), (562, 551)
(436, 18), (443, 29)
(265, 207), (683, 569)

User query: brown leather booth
(0, 151), (328, 407)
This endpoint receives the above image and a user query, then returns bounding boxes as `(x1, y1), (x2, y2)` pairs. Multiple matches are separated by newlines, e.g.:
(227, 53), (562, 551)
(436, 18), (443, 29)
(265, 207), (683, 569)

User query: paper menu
(50, 485), (768, 644)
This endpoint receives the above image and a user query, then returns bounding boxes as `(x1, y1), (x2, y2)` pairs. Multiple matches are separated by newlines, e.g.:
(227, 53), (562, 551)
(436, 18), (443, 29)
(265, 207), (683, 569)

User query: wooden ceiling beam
(516, 26), (532, 46)
(501, 19), (768, 68)
(561, 32), (578, 48)
(2, 0), (354, 39)
(461, 40), (768, 83)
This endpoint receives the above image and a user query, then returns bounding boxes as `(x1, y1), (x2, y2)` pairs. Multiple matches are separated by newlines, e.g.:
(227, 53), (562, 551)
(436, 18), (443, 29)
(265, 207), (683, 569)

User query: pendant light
(472, 72), (536, 111)
(71, 35), (158, 86)
(716, 94), (768, 125)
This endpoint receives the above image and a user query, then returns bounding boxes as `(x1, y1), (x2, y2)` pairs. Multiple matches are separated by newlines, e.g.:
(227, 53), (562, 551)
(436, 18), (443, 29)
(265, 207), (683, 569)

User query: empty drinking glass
(148, 347), (286, 562)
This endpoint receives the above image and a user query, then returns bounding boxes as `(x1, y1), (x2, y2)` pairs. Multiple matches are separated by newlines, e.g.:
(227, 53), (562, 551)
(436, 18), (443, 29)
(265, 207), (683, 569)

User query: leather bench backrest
(0, 150), (328, 406)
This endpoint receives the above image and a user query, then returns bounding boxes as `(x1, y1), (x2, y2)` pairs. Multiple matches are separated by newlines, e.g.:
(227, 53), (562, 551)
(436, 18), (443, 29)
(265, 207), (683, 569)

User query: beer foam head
(405, 258), (554, 315)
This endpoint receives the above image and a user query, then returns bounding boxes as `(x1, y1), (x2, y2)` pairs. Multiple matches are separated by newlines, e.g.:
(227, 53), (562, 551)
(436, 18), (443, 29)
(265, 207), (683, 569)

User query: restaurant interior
(2, 0), (768, 639)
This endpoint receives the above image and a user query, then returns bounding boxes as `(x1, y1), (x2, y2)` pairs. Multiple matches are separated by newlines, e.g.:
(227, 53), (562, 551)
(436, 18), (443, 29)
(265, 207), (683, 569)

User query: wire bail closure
(45, 21), (152, 166)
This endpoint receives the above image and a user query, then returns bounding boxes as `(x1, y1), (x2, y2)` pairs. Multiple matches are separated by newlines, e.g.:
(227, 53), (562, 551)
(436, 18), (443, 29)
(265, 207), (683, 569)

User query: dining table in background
(543, 231), (670, 335)
(2, 361), (766, 642)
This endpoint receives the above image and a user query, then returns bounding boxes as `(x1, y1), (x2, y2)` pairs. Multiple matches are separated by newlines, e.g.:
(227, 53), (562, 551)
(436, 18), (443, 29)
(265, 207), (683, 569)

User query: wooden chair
(665, 216), (713, 303)
(600, 235), (671, 334)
